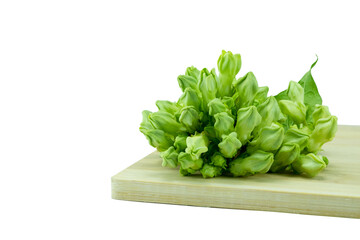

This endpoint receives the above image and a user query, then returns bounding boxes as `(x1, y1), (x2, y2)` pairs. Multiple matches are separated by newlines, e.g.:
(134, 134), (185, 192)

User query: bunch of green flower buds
(140, 50), (338, 178)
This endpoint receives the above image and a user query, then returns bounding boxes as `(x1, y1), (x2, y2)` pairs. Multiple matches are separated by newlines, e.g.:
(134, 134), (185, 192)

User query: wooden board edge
(111, 178), (360, 219)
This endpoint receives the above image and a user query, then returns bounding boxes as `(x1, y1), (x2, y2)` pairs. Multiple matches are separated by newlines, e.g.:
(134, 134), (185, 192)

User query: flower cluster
(140, 50), (337, 178)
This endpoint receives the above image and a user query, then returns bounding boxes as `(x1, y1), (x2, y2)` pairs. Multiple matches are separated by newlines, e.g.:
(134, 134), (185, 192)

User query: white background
(1, 0), (359, 239)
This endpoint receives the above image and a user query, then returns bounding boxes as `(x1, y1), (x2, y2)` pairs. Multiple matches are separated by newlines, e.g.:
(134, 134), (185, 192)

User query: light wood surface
(112, 125), (360, 218)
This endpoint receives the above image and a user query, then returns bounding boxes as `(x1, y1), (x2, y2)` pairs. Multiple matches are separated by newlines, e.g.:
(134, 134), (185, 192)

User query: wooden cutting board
(111, 125), (360, 218)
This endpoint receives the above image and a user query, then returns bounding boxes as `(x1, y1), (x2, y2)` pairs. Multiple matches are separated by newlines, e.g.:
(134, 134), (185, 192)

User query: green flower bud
(218, 132), (242, 158)
(283, 125), (309, 151)
(200, 67), (210, 76)
(139, 110), (153, 131)
(200, 164), (222, 178)
(233, 72), (259, 107)
(253, 86), (269, 105)
(185, 66), (200, 80)
(148, 111), (186, 135)
(292, 153), (326, 177)
(203, 126), (217, 140)
(174, 134), (187, 152)
(179, 106), (201, 133)
(271, 143), (300, 172)
(279, 100), (307, 124)
(248, 123), (284, 152)
(155, 100), (180, 115)
(287, 81), (304, 103)
(221, 96), (235, 110)
(214, 112), (235, 138)
(198, 68), (217, 110)
(235, 106), (262, 144)
(256, 96), (283, 129)
(217, 50), (242, 97)
(178, 152), (203, 175)
(312, 104), (331, 125)
(300, 125), (313, 135)
(210, 67), (220, 85)
(321, 155), (329, 165)
(210, 152), (227, 169)
(208, 98), (230, 116)
(229, 150), (274, 177)
(177, 87), (201, 110)
(307, 116), (338, 152)
(160, 146), (179, 168)
(177, 75), (198, 92)
(222, 96), (236, 116)
(185, 132), (209, 159)
(217, 50), (242, 76)
(140, 129), (174, 152)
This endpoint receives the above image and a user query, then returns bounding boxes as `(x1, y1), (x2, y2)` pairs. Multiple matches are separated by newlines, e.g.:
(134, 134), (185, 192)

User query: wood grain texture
(111, 125), (360, 218)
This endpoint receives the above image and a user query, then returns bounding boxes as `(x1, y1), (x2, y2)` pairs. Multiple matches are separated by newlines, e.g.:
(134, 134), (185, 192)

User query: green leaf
(274, 90), (289, 102)
(275, 57), (321, 119)
(298, 56), (322, 123)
